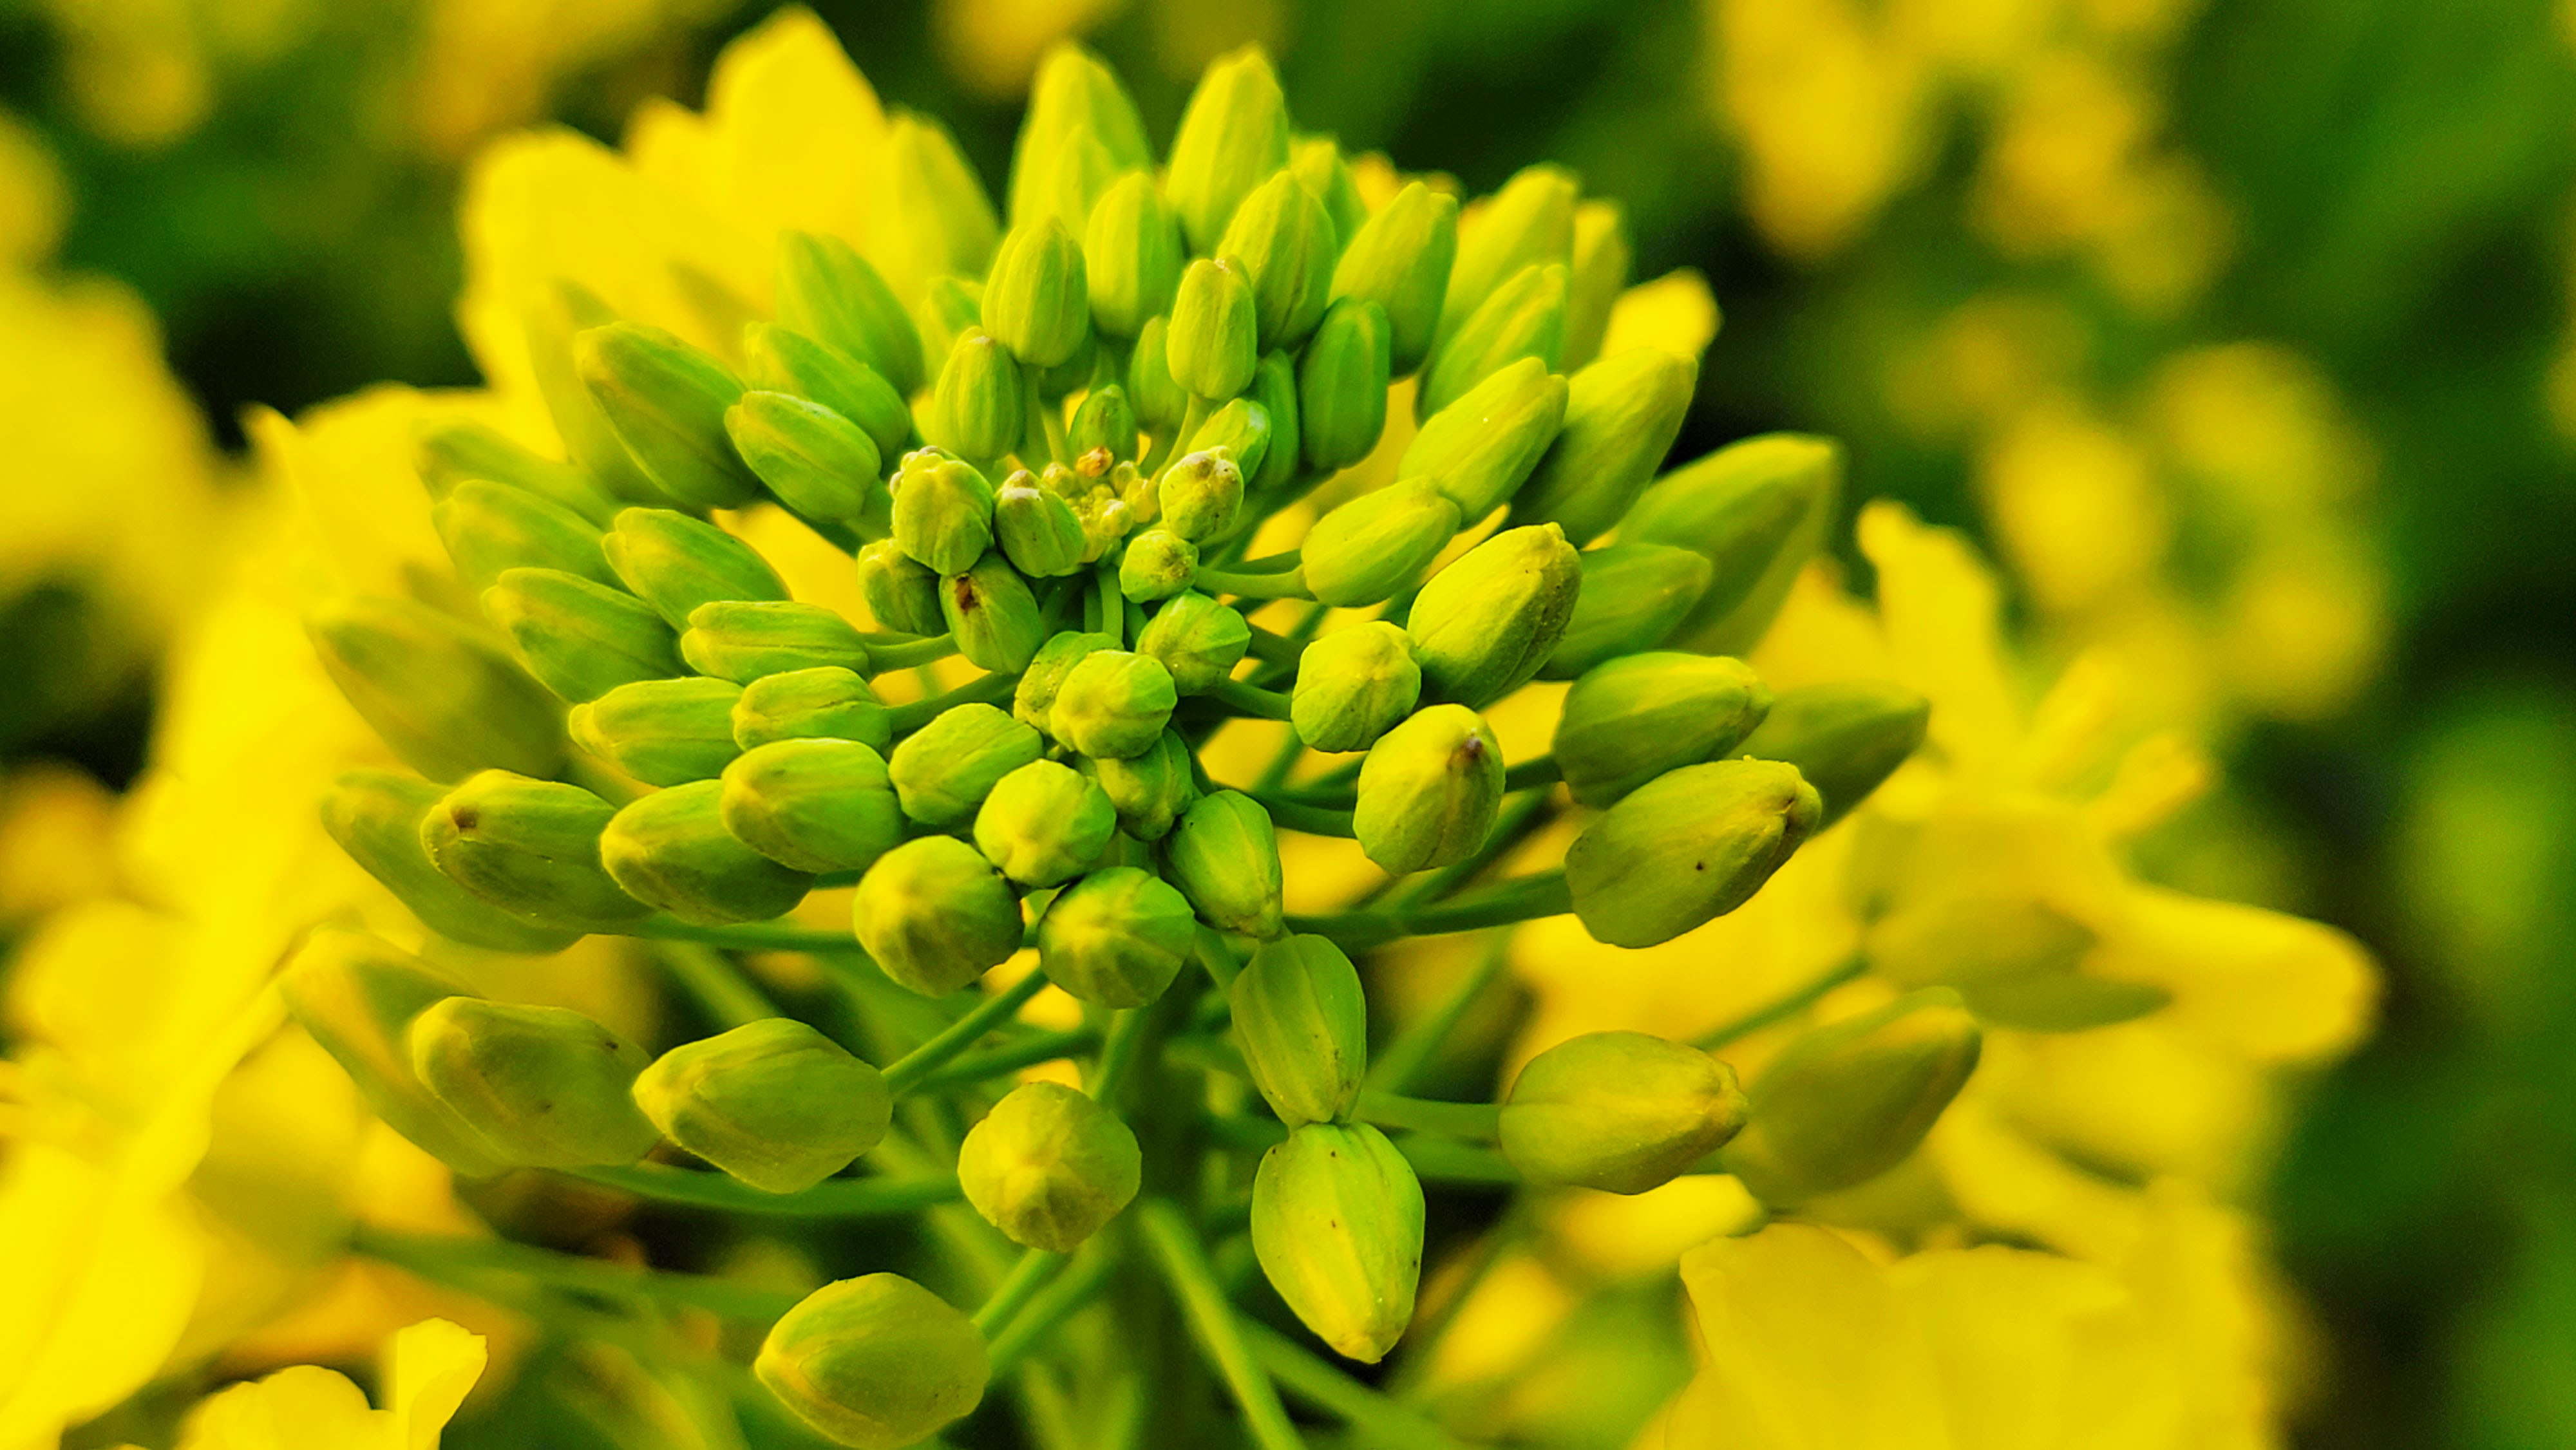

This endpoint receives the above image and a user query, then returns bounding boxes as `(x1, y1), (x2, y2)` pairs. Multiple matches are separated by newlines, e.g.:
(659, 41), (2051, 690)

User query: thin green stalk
(1088, 1006), (1153, 1104)
(907, 1027), (1099, 1091)
(868, 632), (960, 671)
(564, 1163), (961, 1217)
(1097, 565), (1124, 646)
(973, 1248), (1070, 1336)
(886, 670), (1021, 732)
(1238, 1319), (1477, 1450)
(883, 970), (1054, 1093)
(1381, 789), (1558, 912)
(1193, 928), (1241, 990)
(650, 942), (774, 1028)
(353, 1225), (799, 1321)
(1197, 567), (1313, 601)
(1209, 677), (1294, 720)
(1136, 1198), (1307, 1450)
(1367, 932), (1512, 1093)
(1356, 1091), (1501, 1142)
(1288, 871), (1573, 950)
(1691, 954), (1869, 1050)
(1243, 624), (1307, 668)
(986, 1247), (1118, 1377)
(1392, 1136), (1520, 1186)
(1500, 755), (1559, 792)
(1252, 793), (1355, 838)
(624, 918), (854, 953)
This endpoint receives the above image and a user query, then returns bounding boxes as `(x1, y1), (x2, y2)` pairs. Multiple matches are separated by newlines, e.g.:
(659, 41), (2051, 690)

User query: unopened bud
(1167, 258), (1260, 401)
(981, 220), (1091, 370)
(522, 279), (666, 508)
(1737, 681), (1929, 827)
(1012, 42), (1153, 228)
(743, 323), (913, 460)
(1037, 866), (1195, 1006)
(1157, 449), (1245, 541)
(721, 739), (904, 874)
(1353, 704), (1502, 876)
(1068, 386), (1140, 466)
(757, 1275), (989, 1450)
(1401, 356), (1568, 520)
(1298, 299), (1392, 473)
(726, 391), (886, 526)
(1560, 200), (1631, 372)
(1291, 136), (1366, 250)
(1565, 758), (1822, 948)
(1623, 433), (1841, 655)
(1291, 621), (1421, 753)
(893, 449), (1001, 576)
(683, 600), (873, 683)
(1553, 652), (1772, 808)
(1219, 171), (1338, 352)
(602, 780), (817, 925)
(1164, 46), (1291, 252)
(1540, 544), (1713, 681)
(1499, 1031), (1747, 1194)
(603, 507), (791, 626)
(1299, 479), (1459, 608)
(1186, 404), (1270, 488)
(412, 417), (618, 526)
(1251, 1123), (1423, 1364)
(1081, 729), (1199, 842)
(634, 1017), (892, 1194)
(775, 231), (926, 395)
(574, 322), (759, 509)
(857, 538), (945, 636)
(1126, 315), (1191, 431)
(887, 111), (1003, 283)
(976, 760), (1117, 887)
(1244, 351), (1303, 494)
(569, 676), (744, 786)
(1083, 171), (1182, 340)
(321, 771), (578, 953)
(1052, 650), (1178, 760)
(1332, 182), (1458, 377)
(734, 666), (892, 753)
(421, 771), (646, 930)
(483, 566), (683, 704)
(1441, 164), (1577, 345)
(959, 1081), (1142, 1252)
(280, 929), (504, 1176)
(887, 702), (1044, 827)
(1719, 990), (1982, 1205)
(1230, 933), (1367, 1125)
(940, 554), (1047, 673)
(921, 275), (985, 361)
(994, 477), (1088, 578)
(852, 835), (1024, 996)
(1135, 590), (1249, 694)
(431, 480), (614, 592)
(924, 330), (1027, 464)
(1420, 261), (1567, 419)
(1509, 348), (1698, 545)
(1118, 528), (1198, 603)
(1014, 630), (1116, 735)
(408, 998), (657, 1168)
(1163, 790), (1283, 937)
(1405, 523), (1581, 707)
(307, 594), (566, 782)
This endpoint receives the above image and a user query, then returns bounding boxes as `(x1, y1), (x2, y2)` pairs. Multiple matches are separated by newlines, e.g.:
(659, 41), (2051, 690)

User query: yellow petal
(388, 1319), (489, 1450)
(1598, 271), (1722, 363)
(1855, 500), (2025, 772)
(1673, 1223), (1940, 1449)
(703, 7), (888, 254)
(2098, 885), (2377, 1063)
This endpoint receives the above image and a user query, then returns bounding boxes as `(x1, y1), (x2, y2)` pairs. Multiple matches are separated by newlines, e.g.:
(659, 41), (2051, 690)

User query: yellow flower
(175, 1317), (486, 1450)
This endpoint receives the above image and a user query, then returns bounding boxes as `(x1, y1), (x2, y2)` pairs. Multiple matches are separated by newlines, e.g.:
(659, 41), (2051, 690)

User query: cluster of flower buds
(294, 37), (1970, 1449)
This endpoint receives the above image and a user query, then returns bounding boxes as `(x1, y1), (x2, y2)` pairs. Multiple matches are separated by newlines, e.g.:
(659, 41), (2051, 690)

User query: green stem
(1252, 793), (1354, 838)
(886, 670), (1021, 732)
(883, 970), (1054, 1093)
(1238, 1319), (1477, 1450)
(1224, 549), (1303, 574)
(868, 632), (960, 672)
(1088, 1006), (1153, 1104)
(352, 1225), (799, 1321)
(1357, 1091), (1501, 1142)
(1691, 953), (1869, 1050)
(1368, 932), (1512, 1093)
(1392, 1136), (1520, 1186)
(973, 1248), (1070, 1336)
(564, 1163), (961, 1217)
(1242, 624), (1306, 666)
(908, 1027), (1099, 1091)
(1500, 755), (1559, 792)
(1288, 871), (1573, 950)
(1097, 565), (1124, 647)
(1137, 1198), (1308, 1450)
(1381, 789), (1557, 912)
(987, 1247), (1118, 1377)
(624, 918), (852, 953)
(1193, 928), (1241, 990)
(650, 943), (774, 1028)
(1209, 677), (1294, 720)
(1196, 567), (1313, 601)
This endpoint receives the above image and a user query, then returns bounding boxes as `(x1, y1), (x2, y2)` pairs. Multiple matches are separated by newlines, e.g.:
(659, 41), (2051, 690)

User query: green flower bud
(1083, 171), (1182, 339)
(1037, 866), (1195, 1006)
(574, 321), (759, 509)
(975, 760), (1117, 887)
(757, 1274), (989, 1450)
(1167, 258), (1260, 401)
(852, 835), (1024, 996)
(1420, 261), (1567, 419)
(602, 507), (791, 627)
(1440, 164), (1577, 347)
(1299, 480), (1458, 608)
(1186, 402), (1271, 487)
(1067, 384), (1141, 466)
(733, 666), (892, 752)
(1081, 729), (1199, 842)
(1540, 544), (1714, 681)
(1401, 356), (1569, 520)
(775, 231), (926, 395)
(321, 771), (578, 953)
(634, 1018), (892, 1194)
(569, 676), (743, 786)
(958, 1081), (1142, 1252)
(431, 480), (614, 592)
(1352, 704), (1502, 876)
(421, 771), (647, 930)
(306, 594), (566, 782)
(721, 739), (904, 874)
(1135, 590), (1249, 694)
(1164, 790), (1284, 937)
(1509, 348), (1699, 545)
(281, 929), (506, 1177)
(892, 449), (1000, 577)
(921, 274), (985, 361)
(981, 220), (1092, 370)
(1251, 1122), (1423, 1364)
(1128, 315), (1191, 429)
(601, 780), (816, 925)
(1157, 449), (1246, 541)
(1737, 680), (1929, 828)
(1405, 523), (1581, 707)
(886, 111), (1003, 283)
(725, 391), (886, 526)
(1565, 758), (1823, 948)
(1291, 622), (1422, 753)
(1498, 1031), (1747, 1194)
(1118, 528), (1198, 603)
(742, 323), (914, 461)
(924, 330), (1027, 464)
(1011, 42), (1152, 229)
(1623, 433), (1842, 655)
(483, 566), (684, 703)
(857, 538), (945, 636)
(1331, 182), (1457, 377)
(1218, 170), (1338, 352)
(1560, 200), (1631, 372)
(1291, 135), (1366, 251)
(1554, 652), (1772, 807)
(521, 279), (667, 508)
(1052, 650), (1178, 760)
(682, 600), (873, 683)
(1298, 299), (1392, 473)
(887, 702), (1044, 827)
(1229, 933), (1367, 1125)
(412, 417), (619, 527)
(938, 553), (1048, 673)
(1014, 630), (1115, 735)
(1244, 350), (1302, 494)
(1719, 989), (1982, 1205)
(407, 998), (657, 1169)
(994, 477), (1088, 578)
(1165, 46), (1291, 251)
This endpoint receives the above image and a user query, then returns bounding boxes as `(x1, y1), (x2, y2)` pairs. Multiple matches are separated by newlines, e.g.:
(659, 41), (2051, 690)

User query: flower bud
(1540, 544), (1713, 681)
(1012, 629), (1113, 735)
(1420, 261), (1567, 419)
(412, 417), (619, 526)
(1498, 1031), (1747, 1194)
(574, 322), (760, 509)
(1554, 652), (1773, 807)
(1251, 1123), (1423, 1364)
(1037, 866), (1195, 1006)
(603, 507), (793, 626)
(857, 538), (945, 636)
(994, 476), (1088, 578)
(1405, 523), (1581, 707)
(1299, 480), (1459, 609)
(1165, 46), (1291, 251)
(775, 231), (926, 395)
(634, 1018), (893, 1194)
(1441, 164), (1577, 344)
(921, 274), (985, 360)
(725, 391), (886, 526)
(431, 480), (614, 592)
(1083, 171), (1182, 339)
(1738, 680), (1930, 828)
(1289, 622), (1422, 755)
(741, 322), (913, 460)
(759, 1275), (989, 1450)
(1218, 171), (1338, 352)
(721, 739), (904, 874)
(887, 702), (1045, 827)
(1623, 433), (1841, 655)
(1244, 350), (1302, 494)
(306, 594), (566, 782)
(1126, 315), (1191, 430)
(1353, 704), (1502, 876)
(1012, 42), (1152, 227)
(887, 111), (1003, 283)
(483, 566), (684, 703)
(892, 449), (1001, 576)
(981, 220), (1091, 370)
(1720, 990), (1982, 1204)
(1509, 348), (1699, 545)
(1298, 299), (1392, 473)
(1561, 200), (1631, 372)
(281, 929), (505, 1177)
(522, 279), (668, 508)
(407, 998), (658, 1169)
(420, 771), (647, 930)
(683, 600), (873, 683)
(1230, 933), (1367, 1125)
(602, 780), (816, 925)
(1565, 759), (1822, 948)
(938, 554), (1048, 673)
(1157, 449), (1245, 541)
(1331, 182), (1458, 377)
(852, 835), (1024, 995)
(569, 676), (744, 786)
(1135, 590), (1249, 694)
(1401, 356), (1569, 520)
(924, 330), (1026, 464)
(976, 760), (1117, 887)
(1081, 729), (1199, 842)
(1186, 403), (1270, 487)
(1166, 257), (1260, 401)
(1118, 528), (1198, 603)
(1052, 650), (1178, 760)
(321, 771), (578, 953)
(958, 1082), (1142, 1252)
(1292, 135), (1366, 249)
(1164, 790), (1283, 937)
(734, 666), (892, 753)
(1067, 385), (1141, 467)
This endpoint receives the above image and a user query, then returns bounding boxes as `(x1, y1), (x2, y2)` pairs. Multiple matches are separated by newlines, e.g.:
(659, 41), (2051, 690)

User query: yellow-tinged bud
(1127, 315), (1191, 429)
(922, 274), (985, 360)
(306, 594), (566, 782)
(1565, 758), (1821, 948)
(1405, 523), (1582, 708)
(1291, 135), (1366, 250)
(1037, 865), (1195, 1006)
(887, 111), (1003, 281)
(1509, 348), (1699, 545)
(1331, 181), (1457, 377)
(989, 476), (1084, 581)
(939, 553), (1047, 673)
(1498, 1031), (1747, 1194)
(412, 416), (620, 526)
(1052, 650), (1178, 760)
(601, 780), (815, 925)
(1250, 1122), (1423, 1364)
(852, 835), (1023, 995)
(633, 1018), (891, 1194)
(1219, 171), (1338, 352)
(1244, 350), (1303, 494)
(725, 391), (886, 527)
(1623, 433), (1841, 655)
(1540, 545), (1714, 681)
(1560, 200), (1631, 372)
(1187, 402), (1271, 486)
(483, 566), (683, 704)
(280, 929), (506, 1177)
(1167, 257), (1260, 400)
(1298, 299), (1391, 473)
(742, 323), (913, 460)
(1291, 620), (1422, 753)
(1738, 680), (1929, 827)
(1165, 46), (1291, 252)
(322, 771), (581, 953)
(1553, 652), (1771, 807)
(421, 771), (647, 930)
(1081, 729), (1199, 842)
(569, 676), (744, 786)
(892, 449), (1001, 576)
(856, 538), (945, 636)
(1119, 528), (1198, 602)
(982, 220), (1092, 370)
(734, 666), (891, 753)
(1012, 42), (1152, 229)
(683, 600), (873, 684)
(1015, 629), (1116, 735)
(1400, 355), (1568, 520)
(721, 739), (904, 874)
(887, 702), (1045, 827)
(775, 231), (925, 395)
(759, 1275), (989, 1450)
(1300, 480), (1459, 608)
(574, 321), (760, 509)
(1229, 933), (1367, 1125)
(1135, 590), (1249, 694)
(1719, 989), (1982, 1204)
(603, 507), (791, 628)
(1440, 164), (1577, 345)
(924, 330), (1026, 464)
(1164, 790), (1283, 936)
(1066, 385), (1141, 466)
(431, 480), (614, 592)
(958, 1082), (1142, 1252)
(976, 759), (1117, 887)
(1085, 171), (1183, 339)
(407, 998), (658, 1169)
(1157, 448), (1246, 541)
(1353, 704), (1503, 876)
(1419, 260), (1567, 419)
(522, 279), (667, 508)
